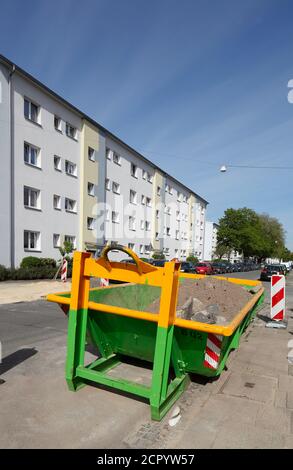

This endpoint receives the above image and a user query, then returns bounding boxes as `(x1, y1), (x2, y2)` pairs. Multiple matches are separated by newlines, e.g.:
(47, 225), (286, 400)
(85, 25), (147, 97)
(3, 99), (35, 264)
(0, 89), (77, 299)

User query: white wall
(13, 74), (81, 266)
(203, 221), (213, 261)
(104, 137), (155, 260)
(0, 63), (11, 266)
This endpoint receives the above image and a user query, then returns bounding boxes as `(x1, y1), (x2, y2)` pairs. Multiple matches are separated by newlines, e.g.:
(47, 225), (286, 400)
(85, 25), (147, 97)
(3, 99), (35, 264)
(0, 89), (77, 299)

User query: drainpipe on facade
(9, 64), (15, 268)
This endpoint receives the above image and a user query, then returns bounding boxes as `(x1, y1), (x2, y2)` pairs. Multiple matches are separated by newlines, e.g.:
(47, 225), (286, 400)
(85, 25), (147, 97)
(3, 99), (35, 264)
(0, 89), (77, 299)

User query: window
(166, 227), (171, 236)
(155, 232), (159, 241)
(128, 243), (135, 251)
(156, 209), (159, 218)
(165, 184), (169, 193)
(24, 230), (40, 251)
(54, 115), (61, 131)
(53, 194), (61, 210)
(112, 182), (120, 194)
(147, 172), (153, 183)
(145, 221), (151, 231)
(141, 195), (146, 205)
(131, 163), (138, 178)
(112, 211), (119, 223)
(24, 98), (40, 124)
(24, 142), (40, 167)
(65, 198), (77, 213)
(177, 191), (181, 202)
(183, 195), (187, 203)
(106, 178), (111, 190)
(54, 155), (61, 171)
(176, 230), (180, 240)
(146, 197), (151, 207)
(142, 170), (147, 180)
(139, 245), (144, 255)
(65, 122), (77, 140)
(53, 233), (61, 248)
(65, 160), (77, 177)
(88, 147), (95, 161)
(106, 148), (112, 160)
(157, 186), (161, 196)
(113, 152), (121, 165)
(130, 190), (137, 204)
(88, 182), (95, 196)
(87, 217), (95, 230)
(169, 186), (173, 195)
(166, 206), (171, 215)
(176, 211), (180, 221)
(105, 209), (110, 221)
(129, 216), (136, 231)
(144, 245), (151, 255)
(64, 235), (76, 249)
(24, 186), (40, 209)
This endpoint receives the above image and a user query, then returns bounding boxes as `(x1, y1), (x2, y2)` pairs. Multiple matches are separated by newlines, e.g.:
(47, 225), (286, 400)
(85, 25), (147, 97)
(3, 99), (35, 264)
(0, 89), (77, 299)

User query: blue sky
(1, 0), (293, 248)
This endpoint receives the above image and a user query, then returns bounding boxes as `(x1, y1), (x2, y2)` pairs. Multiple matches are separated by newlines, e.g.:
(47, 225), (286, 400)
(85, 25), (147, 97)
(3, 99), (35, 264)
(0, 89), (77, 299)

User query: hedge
(0, 256), (72, 282)
(20, 256), (56, 269)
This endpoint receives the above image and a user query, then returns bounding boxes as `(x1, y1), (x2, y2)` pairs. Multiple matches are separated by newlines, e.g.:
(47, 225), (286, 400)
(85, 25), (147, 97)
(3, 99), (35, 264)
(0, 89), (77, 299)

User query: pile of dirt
(147, 277), (254, 325)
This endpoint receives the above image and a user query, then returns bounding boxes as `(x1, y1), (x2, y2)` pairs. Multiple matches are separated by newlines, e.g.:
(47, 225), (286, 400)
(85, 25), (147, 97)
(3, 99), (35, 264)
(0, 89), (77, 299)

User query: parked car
(260, 264), (285, 281)
(152, 259), (166, 267)
(211, 262), (225, 274)
(180, 261), (196, 273)
(233, 263), (243, 272)
(194, 262), (213, 275)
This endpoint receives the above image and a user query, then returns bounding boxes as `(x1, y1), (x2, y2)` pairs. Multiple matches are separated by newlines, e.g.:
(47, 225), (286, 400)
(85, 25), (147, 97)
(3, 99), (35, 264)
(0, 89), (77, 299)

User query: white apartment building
(0, 54), (208, 267)
(203, 221), (219, 261)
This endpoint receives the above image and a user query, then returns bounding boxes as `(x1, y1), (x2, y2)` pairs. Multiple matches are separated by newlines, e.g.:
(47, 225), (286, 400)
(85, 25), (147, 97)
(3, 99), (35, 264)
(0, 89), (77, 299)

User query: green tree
(152, 251), (165, 260)
(216, 207), (286, 260)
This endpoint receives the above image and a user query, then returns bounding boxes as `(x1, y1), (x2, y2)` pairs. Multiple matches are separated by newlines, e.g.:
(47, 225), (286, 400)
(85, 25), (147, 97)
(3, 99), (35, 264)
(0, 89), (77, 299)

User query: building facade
(0, 54), (208, 267)
(203, 221), (219, 261)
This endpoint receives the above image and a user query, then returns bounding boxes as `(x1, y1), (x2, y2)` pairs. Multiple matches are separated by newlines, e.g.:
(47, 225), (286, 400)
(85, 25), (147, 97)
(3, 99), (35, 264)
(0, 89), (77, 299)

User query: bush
(186, 255), (199, 263)
(152, 251), (165, 260)
(20, 256), (56, 269)
(9, 266), (56, 281)
(0, 265), (8, 281)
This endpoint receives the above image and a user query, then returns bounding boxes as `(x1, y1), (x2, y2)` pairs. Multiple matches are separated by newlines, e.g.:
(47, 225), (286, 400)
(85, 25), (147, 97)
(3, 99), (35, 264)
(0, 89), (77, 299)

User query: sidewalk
(0, 279), (72, 305)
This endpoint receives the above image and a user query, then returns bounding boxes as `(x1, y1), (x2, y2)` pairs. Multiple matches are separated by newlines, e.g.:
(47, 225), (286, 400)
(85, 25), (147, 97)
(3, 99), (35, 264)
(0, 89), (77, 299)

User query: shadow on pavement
(0, 348), (38, 376)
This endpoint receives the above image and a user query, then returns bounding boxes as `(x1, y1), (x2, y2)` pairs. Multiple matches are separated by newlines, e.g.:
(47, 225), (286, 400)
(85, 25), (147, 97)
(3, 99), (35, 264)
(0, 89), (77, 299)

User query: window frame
(24, 142), (41, 168)
(24, 98), (40, 124)
(24, 186), (41, 210)
(54, 115), (62, 132)
(65, 197), (77, 213)
(88, 147), (95, 162)
(65, 160), (77, 177)
(24, 230), (41, 251)
(65, 122), (78, 140)
(53, 194), (61, 211)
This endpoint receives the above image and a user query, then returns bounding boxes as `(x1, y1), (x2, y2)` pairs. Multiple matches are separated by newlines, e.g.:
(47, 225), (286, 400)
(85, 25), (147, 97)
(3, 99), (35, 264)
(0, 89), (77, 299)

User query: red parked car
(194, 262), (213, 275)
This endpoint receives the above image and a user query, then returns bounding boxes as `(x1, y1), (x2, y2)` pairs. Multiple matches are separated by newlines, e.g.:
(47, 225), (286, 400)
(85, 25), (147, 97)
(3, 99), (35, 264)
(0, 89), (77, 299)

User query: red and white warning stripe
(271, 274), (285, 321)
(61, 259), (68, 283)
(100, 278), (109, 287)
(204, 333), (223, 369)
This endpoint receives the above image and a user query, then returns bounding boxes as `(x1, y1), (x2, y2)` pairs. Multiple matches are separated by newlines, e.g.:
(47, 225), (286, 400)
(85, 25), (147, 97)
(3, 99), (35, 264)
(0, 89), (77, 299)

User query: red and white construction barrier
(204, 333), (223, 369)
(61, 259), (68, 283)
(271, 274), (285, 321)
(100, 278), (109, 287)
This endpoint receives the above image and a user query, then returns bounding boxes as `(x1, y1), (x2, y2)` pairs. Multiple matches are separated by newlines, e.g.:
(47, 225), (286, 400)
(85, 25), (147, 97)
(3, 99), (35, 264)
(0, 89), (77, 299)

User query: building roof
(0, 53), (208, 205)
